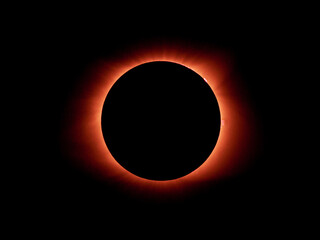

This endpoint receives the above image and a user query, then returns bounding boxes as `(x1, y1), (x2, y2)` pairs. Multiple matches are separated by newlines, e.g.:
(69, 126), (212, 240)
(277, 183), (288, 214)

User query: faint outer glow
(61, 42), (259, 200)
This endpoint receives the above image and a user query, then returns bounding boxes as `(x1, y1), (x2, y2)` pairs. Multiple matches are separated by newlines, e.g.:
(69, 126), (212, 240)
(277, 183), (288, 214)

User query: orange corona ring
(61, 42), (258, 199)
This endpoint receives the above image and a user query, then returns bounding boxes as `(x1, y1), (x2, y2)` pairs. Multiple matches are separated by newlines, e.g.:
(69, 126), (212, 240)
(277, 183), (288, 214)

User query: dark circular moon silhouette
(101, 61), (221, 181)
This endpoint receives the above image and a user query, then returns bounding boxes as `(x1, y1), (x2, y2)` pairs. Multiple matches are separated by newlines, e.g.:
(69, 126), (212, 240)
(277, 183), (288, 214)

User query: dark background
(19, 8), (304, 228)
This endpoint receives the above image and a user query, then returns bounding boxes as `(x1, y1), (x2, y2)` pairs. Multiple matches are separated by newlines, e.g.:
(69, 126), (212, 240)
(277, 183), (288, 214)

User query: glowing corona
(61, 42), (258, 199)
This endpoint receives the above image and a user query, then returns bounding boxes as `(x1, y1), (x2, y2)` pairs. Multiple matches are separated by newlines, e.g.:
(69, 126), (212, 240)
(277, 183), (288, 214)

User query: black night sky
(21, 10), (302, 228)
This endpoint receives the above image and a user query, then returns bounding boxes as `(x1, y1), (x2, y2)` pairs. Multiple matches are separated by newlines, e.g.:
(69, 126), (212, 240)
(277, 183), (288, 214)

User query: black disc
(101, 61), (220, 180)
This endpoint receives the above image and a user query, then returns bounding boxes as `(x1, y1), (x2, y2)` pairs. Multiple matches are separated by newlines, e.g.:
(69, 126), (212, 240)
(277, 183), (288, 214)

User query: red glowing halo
(61, 42), (258, 198)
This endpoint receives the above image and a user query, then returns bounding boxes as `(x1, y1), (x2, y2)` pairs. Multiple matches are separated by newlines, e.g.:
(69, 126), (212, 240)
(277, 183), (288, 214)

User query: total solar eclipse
(101, 61), (221, 181)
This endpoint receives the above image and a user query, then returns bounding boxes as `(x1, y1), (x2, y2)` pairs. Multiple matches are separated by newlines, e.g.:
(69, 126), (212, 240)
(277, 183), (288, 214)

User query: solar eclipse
(61, 42), (258, 199)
